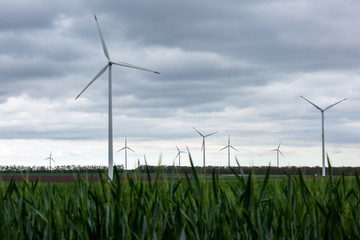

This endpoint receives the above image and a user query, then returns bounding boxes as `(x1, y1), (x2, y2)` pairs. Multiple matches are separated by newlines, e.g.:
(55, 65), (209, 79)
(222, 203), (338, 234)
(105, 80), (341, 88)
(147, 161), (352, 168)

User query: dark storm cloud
(89, 1), (360, 72)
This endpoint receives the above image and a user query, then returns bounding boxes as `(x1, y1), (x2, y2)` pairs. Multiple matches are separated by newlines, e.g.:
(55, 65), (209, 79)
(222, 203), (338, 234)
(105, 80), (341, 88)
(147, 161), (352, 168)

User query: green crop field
(1, 158), (360, 239)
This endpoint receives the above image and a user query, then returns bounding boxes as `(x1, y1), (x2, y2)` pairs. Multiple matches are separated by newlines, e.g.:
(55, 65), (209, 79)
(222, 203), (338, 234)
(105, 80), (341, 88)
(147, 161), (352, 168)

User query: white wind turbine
(117, 137), (134, 171)
(300, 95), (347, 177)
(193, 127), (217, 167)
(75, 15), (160, 180)
(44, 152), (55, 170)
(270, 142), (283, 168)
(219, 134), (238, 167)
(174, 145), (186, 167)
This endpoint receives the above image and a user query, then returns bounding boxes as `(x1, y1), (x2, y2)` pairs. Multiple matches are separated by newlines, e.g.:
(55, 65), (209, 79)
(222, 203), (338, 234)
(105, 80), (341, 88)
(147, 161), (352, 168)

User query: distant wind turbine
(75, 15), (160, 180)
(44, 152), (55, 170)
(300, 95), (347, 177)
(193, 127), (217, 167)
(270, 142), (283, 168)
(117, 137), (135, 171)
(174, 145), (186, 167)
(219, 134), (238, 167)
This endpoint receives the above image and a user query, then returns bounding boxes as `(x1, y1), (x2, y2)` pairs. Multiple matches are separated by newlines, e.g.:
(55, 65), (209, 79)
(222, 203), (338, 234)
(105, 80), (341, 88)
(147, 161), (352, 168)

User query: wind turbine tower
(271, 142), (283, 168)
(75, 15), (159, 180)
(219, 134), (238, 167)
(174, 145), (186, 167)
(193, 127), (217, 167)
(117, 137), (135, 171)
(300, 95), (346, 177)
(44, 152), (55, 170)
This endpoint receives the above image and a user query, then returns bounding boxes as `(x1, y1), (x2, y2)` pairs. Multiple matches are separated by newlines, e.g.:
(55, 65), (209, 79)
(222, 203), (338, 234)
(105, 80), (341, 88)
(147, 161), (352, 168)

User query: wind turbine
(270, 142), (283, 168)
(117, 137), (134, 171)
(193, 127), (217, 167)
(174, 145), (186, 167)
(44, 152), (55, 170)
(300, 95), (347, 177)
(219, 134), (238, 167)
(75, 15), (160, 180)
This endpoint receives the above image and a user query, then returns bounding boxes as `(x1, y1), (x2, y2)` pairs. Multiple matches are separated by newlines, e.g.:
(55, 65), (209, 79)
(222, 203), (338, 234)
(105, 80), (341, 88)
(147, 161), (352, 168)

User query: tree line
(0, 164), (359, 176)
(137, 165), (360, 176)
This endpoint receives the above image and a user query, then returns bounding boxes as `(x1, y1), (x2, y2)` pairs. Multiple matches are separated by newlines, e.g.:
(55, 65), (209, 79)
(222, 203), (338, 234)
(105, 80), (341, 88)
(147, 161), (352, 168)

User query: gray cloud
(0, 0), (359, 167)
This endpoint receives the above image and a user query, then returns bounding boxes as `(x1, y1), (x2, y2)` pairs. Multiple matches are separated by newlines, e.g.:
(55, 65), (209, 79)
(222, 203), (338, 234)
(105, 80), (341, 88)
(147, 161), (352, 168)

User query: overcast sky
(1, 0), (359, 168)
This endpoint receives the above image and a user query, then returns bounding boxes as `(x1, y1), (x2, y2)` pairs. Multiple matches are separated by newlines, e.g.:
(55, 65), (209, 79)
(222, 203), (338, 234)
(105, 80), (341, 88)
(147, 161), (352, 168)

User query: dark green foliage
(1, 159), (360, 239)
(0, 165), (118, 173)
(2, 164), (360, 176)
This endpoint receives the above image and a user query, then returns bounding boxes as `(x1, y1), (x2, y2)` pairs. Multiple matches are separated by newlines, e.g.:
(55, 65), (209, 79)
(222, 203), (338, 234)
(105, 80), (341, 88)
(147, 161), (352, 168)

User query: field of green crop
(1, 158), (360, 239)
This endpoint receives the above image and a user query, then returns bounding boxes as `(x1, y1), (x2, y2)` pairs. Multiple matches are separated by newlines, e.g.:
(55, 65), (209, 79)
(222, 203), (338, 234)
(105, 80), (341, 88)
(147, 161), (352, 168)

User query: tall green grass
(1, 156), (360, 239)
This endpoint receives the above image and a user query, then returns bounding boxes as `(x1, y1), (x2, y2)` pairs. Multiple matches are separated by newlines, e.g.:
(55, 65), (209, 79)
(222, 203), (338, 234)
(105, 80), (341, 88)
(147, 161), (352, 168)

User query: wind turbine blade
(193, 127), (204, 137)
(117, 147), (126, 152)
(94, 15), (110, 60)
(173, 153), (180, 161)
(176, 145), (180, 152)
(219, 146), (227, 151)
(324, 98), (347, 111)
(127, 147), (135, 152)
(205, 132), (218, 137)
(278, 142), (281, 149)
(230, 146), (239, 152)
(201, 139), (205, 152)
(111, 61), (160, 74)
(278, 150), (284, 156)
(300, 95), (323, 111)
(75, 64), (109, 100)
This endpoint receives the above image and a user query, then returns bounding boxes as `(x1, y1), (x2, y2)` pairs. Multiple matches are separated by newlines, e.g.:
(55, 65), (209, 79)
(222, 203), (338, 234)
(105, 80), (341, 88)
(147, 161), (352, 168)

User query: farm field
(1, 162), (360, 239)
(0, 172), (285, 183)
(0, 172), (101, 183)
